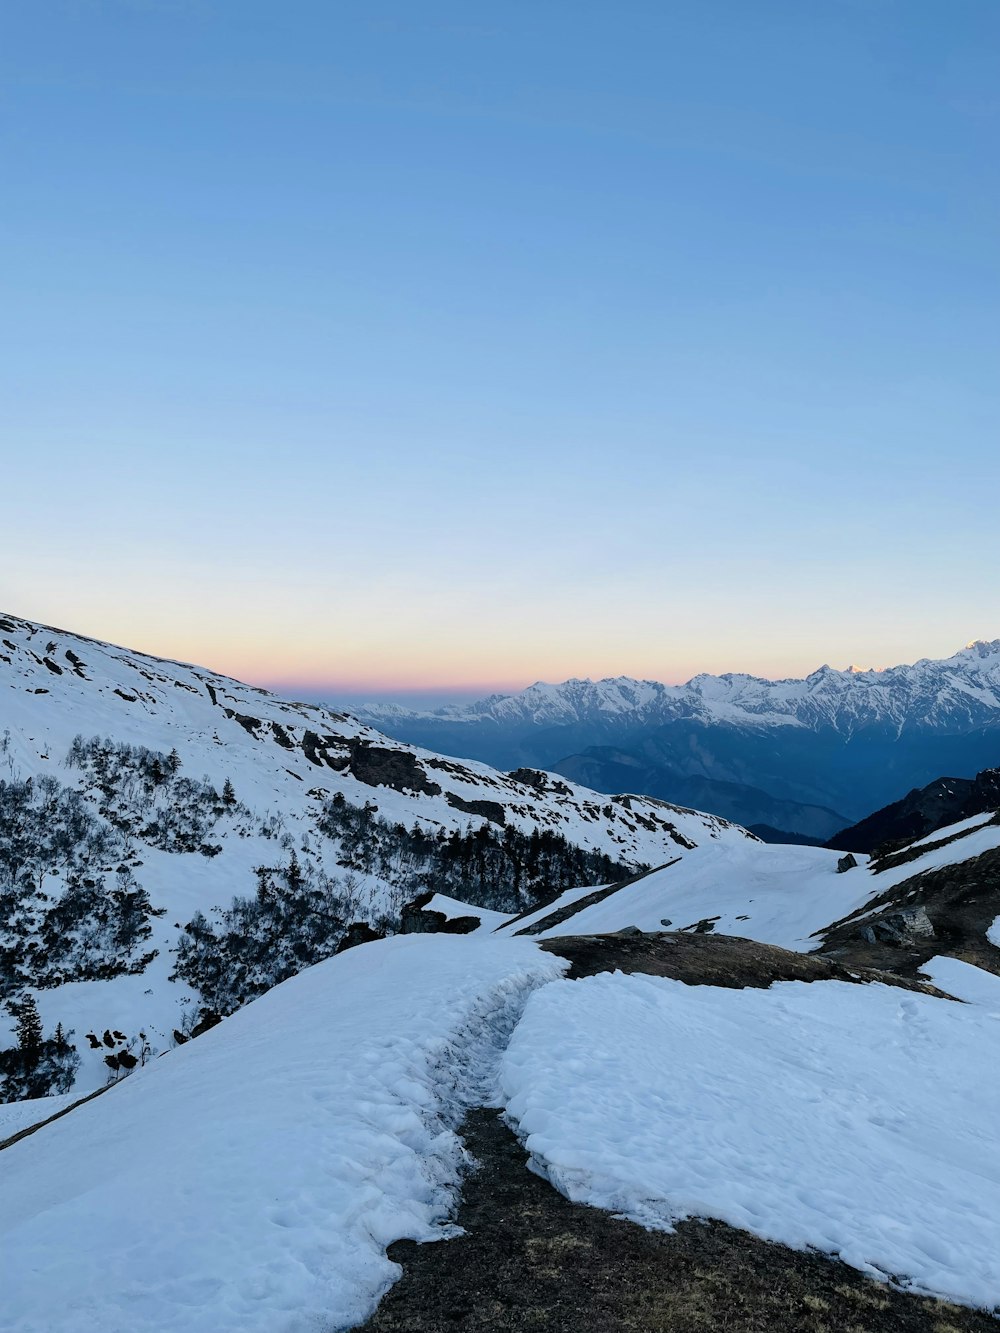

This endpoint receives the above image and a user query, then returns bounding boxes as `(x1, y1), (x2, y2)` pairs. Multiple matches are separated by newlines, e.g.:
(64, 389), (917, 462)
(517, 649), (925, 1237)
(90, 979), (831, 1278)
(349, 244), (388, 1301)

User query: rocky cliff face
(828, 769), (1000, 853)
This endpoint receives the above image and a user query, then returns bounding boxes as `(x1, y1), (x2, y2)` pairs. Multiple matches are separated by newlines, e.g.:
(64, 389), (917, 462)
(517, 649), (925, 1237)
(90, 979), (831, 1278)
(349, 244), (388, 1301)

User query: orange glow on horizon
(17, 601), (939, 702)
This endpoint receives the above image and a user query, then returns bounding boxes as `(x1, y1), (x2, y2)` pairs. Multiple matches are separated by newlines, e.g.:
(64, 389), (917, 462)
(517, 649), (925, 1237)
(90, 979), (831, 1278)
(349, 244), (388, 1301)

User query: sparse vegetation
(316, 792), (633, 913)
(0, 997), (80, 1102)
(0, 772), (163, 994)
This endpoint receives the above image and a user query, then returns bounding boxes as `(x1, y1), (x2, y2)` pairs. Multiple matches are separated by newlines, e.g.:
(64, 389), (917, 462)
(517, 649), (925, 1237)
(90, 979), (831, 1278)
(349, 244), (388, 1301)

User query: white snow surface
(501, 972), (1000, 1312)
(988, 915), (1000, 949)
(922, 955), (1000, 1008)
(423, 893), (512, 932)
(0, 935), (566, 1333)
(0, 1090), (80, 1140)
(508, 842), (876, 950)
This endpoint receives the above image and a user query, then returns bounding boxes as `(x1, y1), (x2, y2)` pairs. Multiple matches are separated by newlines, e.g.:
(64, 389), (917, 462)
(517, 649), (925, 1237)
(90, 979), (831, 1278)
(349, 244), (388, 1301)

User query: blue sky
(3, 1), (998, 700)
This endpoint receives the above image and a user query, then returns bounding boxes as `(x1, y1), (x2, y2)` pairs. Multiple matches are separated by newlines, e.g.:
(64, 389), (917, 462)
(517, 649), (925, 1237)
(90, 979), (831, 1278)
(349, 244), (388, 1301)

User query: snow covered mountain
(7, 612), (1000, 1332)
(363, 642), (1000, 734)
(0, 612), (749, 1099)
(357, 641), (1000, 834)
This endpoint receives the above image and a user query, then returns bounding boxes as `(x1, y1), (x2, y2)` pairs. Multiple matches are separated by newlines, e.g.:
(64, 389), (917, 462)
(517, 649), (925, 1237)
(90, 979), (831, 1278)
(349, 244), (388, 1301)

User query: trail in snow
(0, 936), (565, 1333)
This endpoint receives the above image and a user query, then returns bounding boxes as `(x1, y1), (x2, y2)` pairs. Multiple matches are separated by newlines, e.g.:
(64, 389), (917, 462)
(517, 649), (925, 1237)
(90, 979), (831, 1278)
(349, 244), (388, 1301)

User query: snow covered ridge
(0, 611), (739, 858)
(0, 611), (749, 1098)
(491, 807), (1000, 955)
(501, 970), (1000, 1313)
(496, 841), (874, 950)
(358, 638), (1000, 734)
(0, 936), (567, 1333)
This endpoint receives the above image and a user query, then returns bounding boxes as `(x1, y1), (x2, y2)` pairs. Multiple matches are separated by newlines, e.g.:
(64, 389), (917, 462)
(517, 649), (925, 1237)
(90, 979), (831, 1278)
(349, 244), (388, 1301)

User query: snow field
(520, 840), (874, 950)
(501, 971), (1000, 1312)
(0, 935), (566, 1333)
(921, 955), (1000, 1009)
(0, 1089), (80, 1140)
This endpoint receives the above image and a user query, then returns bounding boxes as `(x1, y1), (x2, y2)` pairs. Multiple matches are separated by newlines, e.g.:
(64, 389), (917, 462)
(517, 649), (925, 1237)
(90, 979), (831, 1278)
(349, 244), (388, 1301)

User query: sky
(2, 1), (999, 704)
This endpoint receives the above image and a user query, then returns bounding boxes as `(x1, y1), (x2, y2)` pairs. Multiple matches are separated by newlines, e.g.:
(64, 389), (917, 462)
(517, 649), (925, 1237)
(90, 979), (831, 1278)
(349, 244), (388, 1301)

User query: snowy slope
(921, 955), (1000, 1007)
(497, 810), (1000, 955)
(501, 971), (1000, 1312)
(0, 612), (749, 1096)
(0, 935), (566, 1333)
(0, 611), (735, 863)
(864, 819), (1000, 895)
(499, 842), (872, 950)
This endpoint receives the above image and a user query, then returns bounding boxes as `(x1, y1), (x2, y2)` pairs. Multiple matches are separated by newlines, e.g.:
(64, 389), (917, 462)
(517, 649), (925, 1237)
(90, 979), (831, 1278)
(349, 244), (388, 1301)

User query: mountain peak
(357, 638), (1000, 756)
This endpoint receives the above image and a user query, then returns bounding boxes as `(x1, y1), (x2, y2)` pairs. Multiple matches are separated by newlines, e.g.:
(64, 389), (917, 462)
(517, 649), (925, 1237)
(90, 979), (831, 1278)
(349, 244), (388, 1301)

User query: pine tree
(221, 777), (236, 807)
(16, 995), (44, 1071)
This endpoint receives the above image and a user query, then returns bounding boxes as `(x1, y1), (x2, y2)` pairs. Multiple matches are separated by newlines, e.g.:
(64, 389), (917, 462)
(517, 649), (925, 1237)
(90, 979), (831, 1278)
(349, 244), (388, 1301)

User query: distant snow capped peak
(357, 640), (1000, 737)
(963, 638), (1000, 657)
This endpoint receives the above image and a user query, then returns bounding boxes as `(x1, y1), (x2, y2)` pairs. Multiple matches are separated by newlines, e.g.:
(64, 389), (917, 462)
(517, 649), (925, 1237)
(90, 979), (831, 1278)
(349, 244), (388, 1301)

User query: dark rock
(445, 792), (507, 825)
(828, 769), (1000, 855)
(347, 743), (442, 797)
(270, 722), (295, 750)
(335, 921), (386, 953)
(399, 892), (480, 936)
(837, 853), (858, 873)
(508, 768), (572, 796)
(858, 907), (935, 946)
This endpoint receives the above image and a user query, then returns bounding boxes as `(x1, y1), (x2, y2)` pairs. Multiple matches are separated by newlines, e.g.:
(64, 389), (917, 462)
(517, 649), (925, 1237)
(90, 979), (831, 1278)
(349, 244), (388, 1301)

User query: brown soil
(358, 1108), (994, 1333)
(539, 929), (950, 995)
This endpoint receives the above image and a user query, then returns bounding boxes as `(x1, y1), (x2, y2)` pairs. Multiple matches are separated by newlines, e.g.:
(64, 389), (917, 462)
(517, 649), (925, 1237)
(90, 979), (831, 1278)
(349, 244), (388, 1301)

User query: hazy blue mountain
(356, 642), (1000, 836)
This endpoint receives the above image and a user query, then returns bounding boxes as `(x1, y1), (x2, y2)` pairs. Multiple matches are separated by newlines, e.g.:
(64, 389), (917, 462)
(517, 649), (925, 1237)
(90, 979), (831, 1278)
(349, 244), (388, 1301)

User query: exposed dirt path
(359, 1107), (993, 1333)
(357, 932), (985, 1331)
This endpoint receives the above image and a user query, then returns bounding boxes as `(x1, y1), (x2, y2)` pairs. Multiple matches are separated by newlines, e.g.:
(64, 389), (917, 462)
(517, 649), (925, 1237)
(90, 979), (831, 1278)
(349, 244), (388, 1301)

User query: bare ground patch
(358, 1108), (995, 1333)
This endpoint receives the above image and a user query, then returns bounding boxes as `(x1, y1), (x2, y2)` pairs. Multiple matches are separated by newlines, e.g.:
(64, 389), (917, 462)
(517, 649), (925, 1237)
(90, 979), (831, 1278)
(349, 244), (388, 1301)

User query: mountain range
(357, 642), (1000, 838)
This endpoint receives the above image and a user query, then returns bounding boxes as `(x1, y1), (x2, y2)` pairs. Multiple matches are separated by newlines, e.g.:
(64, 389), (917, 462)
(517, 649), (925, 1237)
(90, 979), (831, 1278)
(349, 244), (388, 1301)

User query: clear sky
(3, 1), (998, 702)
